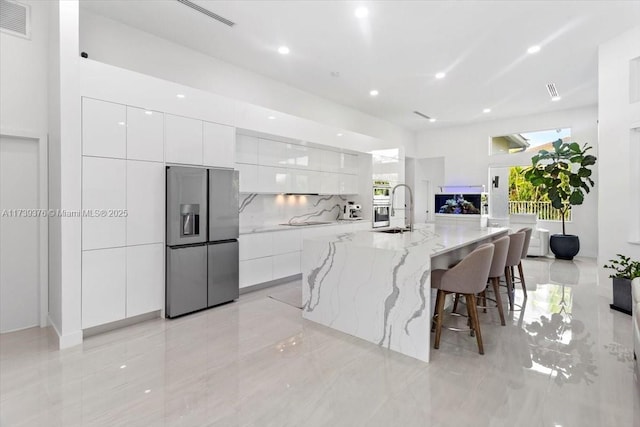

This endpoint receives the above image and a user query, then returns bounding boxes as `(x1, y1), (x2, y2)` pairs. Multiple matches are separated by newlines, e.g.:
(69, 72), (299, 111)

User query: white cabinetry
(165, 114), (203, 165)
(239, 233), (273, 260)
(203, 121), (235, 168)
(82, 98), (126, 158)
(126, 161), (165, 246)
(258, 139), (286, 167)
(320, 172), (341, 195)
(236, 134), (259, 164)
(341, 153), (359, 175)
(126, 244), (164, 317)
(82, 157), (127, 250)
(340, 174), (358, 195)
(258, 166), (289, 193)
(236, 163), (259, 193)
(126, 107), (164, 162)
(289, 169), (321, 194)
(82, 247), (126, 329)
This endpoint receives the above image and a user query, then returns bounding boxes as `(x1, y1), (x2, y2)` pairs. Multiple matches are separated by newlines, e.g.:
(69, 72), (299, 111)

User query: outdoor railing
(508, 201), (571, 221)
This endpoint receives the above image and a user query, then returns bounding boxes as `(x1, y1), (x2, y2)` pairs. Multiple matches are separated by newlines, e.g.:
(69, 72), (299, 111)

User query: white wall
(48, 0), (83, 347)
(598, 26), (640, 280)
(415, 106), (599, 258)
(78, 10), (415, 157)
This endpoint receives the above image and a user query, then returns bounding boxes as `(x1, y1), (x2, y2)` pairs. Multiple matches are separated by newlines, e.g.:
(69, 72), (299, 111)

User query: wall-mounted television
(435, 193), (486, 215)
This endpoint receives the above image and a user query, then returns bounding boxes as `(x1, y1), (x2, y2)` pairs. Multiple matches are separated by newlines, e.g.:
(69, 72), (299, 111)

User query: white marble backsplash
(239, 194), (356, 228)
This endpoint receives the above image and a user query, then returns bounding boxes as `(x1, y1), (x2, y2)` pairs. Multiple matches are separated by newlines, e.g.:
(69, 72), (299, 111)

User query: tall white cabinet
(81, 98), (166, 329)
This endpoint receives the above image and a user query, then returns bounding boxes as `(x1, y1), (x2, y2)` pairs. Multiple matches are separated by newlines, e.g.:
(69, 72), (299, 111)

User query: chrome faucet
(391, 184), (414, 232)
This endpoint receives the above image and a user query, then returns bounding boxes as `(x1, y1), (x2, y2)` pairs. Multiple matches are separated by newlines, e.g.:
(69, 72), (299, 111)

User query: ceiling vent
(413, 111), (432, 120)
(176, 0), (235, 27)
(546, 83), (559, 98)
(0, 0), (30, 39)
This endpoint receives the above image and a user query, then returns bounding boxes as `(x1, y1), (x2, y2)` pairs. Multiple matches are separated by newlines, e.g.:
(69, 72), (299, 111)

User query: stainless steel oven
(373, 203), (391, 228)
(373, 185), (391, 202)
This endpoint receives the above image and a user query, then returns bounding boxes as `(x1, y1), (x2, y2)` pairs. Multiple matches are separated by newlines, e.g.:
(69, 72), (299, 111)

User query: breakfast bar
(301, 224), (509, 362)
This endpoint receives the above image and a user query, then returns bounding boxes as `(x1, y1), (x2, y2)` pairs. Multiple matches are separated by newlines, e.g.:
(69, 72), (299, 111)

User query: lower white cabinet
(126, 244), (164, 317)
(82, 248), (126, 329)
(273, 252), (301, 279)
(239, 257), (272, 288)
(239, 232), (273, 260)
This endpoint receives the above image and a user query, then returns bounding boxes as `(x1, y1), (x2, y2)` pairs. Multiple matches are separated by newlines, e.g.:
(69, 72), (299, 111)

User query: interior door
(0, 136), (40, 332)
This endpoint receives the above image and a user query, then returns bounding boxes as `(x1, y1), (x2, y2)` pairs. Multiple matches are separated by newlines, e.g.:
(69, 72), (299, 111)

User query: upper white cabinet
(286, 145), (321, 170)
(236, 163), (259, 193)
(321, 150), (341, 173)
(236, 134), (259, 164)
(340, 174), (358, 195)
(126, 161), (165, 246)
(320, 172), (340, 195)
(126, 107), (164, 162)
(165, 114), (203, 165)
(82, 98), (126, 159)
(258, 166), (289, 194)
(203, 121), (235, 169)
(82, 157), (127, 250)
(289, 169), (321, 194)
(341, 153), (359, 175)
(258, 139), (287, 167)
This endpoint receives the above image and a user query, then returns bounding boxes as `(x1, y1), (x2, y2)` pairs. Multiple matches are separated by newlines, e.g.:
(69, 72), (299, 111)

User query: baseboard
(82, 311), (161, 338)
(240, 274), (302, 295)
(48, 314), (83, 349)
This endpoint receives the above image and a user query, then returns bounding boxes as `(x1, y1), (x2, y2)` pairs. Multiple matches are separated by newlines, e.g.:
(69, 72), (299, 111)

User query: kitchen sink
(374, 227), (411, 234)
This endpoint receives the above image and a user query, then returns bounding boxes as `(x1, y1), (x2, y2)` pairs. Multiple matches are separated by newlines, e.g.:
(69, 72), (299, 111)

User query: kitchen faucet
(391, 184), (414, 232)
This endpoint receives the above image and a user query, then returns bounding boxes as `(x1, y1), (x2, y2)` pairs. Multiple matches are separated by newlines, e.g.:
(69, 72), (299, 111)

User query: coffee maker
(343, 201), (362, 220)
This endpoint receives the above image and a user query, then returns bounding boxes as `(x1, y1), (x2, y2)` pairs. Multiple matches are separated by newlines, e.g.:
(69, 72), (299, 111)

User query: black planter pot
(610, 277), (632, 315)
(549, 234), (580, 260)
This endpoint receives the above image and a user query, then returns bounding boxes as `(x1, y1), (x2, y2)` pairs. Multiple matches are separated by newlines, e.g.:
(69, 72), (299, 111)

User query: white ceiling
(80, 0), (640, 131)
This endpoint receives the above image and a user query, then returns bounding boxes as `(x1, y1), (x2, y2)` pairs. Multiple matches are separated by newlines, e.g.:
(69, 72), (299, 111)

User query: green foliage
(603, 254), (640, 279)
(522, 140), (597, 235)
(509, 166), (548, 202)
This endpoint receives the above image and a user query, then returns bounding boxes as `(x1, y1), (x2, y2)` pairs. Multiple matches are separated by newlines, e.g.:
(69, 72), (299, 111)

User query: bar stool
(431, 243), (495, 355)
(513, 227), (532, 299)
(452, 235), (509, 326)
(505, 232), (526, 311)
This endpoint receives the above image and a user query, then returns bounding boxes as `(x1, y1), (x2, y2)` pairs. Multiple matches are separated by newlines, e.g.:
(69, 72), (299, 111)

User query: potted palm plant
(604, 254), (640, 315)
(523, 140), (597, 260)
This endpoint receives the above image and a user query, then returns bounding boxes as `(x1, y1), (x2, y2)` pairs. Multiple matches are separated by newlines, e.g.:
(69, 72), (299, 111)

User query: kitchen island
(301, 223), (509, 362)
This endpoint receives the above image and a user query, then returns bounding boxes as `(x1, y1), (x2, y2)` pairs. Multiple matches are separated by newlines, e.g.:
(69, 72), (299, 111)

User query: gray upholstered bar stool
(452, 235), (509, 326)
(431, 243), (495, 355)
(513, 227), (532, 299)
(504, 232), (526, 311)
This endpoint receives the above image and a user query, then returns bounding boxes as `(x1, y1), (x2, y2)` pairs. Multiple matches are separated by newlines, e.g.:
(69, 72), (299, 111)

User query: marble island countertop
(301, 222), (509, 363)
(304, 223), (509, 255)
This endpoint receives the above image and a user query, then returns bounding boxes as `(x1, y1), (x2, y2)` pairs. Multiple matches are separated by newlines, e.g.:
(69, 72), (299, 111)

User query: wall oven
(373, 185), (391, 201)
(373, 203), (391, 228)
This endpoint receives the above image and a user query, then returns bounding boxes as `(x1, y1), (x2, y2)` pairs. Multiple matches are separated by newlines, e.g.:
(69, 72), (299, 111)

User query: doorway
(0, 135), (43, 332)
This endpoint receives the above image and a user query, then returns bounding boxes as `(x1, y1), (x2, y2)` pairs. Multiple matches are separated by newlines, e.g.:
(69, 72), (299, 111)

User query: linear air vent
(413, 111), (432, 120)
(546, 83), (559, 98)
(177, 0), (235, 27)
(0, 0), (30, 39)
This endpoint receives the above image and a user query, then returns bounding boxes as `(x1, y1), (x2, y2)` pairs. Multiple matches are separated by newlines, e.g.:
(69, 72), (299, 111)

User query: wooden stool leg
(517, 261), (528, 298)
(431, 289), (442, 332)
(465, 294), (475, 337)
(434, 290), (446, 349)
(492, 277), (506, 326)
(466, 294), (484, 355)
(505, 266), (514, 311)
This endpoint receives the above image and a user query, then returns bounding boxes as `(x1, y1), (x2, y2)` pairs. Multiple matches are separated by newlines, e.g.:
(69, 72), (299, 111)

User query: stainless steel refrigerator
(166, 166), (239, 318)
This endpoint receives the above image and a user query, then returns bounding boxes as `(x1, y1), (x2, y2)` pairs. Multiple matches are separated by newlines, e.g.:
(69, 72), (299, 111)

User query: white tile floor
(1, 257), (638, 426)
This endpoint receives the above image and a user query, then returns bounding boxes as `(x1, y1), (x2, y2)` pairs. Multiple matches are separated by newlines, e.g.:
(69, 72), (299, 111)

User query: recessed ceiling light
(337, 133), (343, 137)
(527, 45), (541, 54)
(551, 96), (561, 102)
(268, 116), (276, 120)
(120, 365), (127, 369)
(117, 121), (126, 126)
(429, 118), (436, 123)
(176, 94), (185, 99)
(278, 46), (290, 55)
(144, 389), (151, 394)
(435, 72), (446, 79)
(144, 110), (153, 115)
(369, 89), (379, 97)
(354, 7), (369, 18)
(483, 108), (491, 113)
